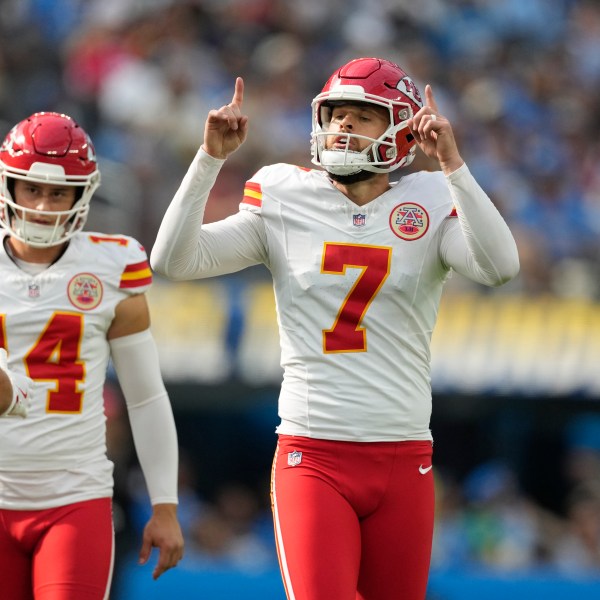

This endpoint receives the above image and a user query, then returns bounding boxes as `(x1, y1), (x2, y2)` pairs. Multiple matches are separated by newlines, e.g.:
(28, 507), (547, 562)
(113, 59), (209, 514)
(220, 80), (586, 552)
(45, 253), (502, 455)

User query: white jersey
(151, 150), (519, 443)
(244, 165), (455, 441)
(0, 231), (152, 508)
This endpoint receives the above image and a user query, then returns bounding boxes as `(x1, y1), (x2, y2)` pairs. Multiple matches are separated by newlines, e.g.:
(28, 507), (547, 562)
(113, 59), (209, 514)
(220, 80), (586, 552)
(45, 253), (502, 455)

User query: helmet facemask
(0, 164), (99, 248)
(311, 94), (415, 176)
(2, 190), (94, 249)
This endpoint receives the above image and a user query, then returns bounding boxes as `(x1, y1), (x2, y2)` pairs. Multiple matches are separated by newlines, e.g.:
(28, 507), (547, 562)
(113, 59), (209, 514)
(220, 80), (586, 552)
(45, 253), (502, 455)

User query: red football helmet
(0, 112), (100, 247)
(311, 57), (423, 175)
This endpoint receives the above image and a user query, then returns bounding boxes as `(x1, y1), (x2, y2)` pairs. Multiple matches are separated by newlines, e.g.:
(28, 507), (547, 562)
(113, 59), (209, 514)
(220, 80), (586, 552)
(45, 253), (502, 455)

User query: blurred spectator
(431, 472), (471, 569)
(433, 461), (562, 572)
(563, 414), (600, 491)
(553, 481), (600, 573)
(557, 412), (600, 573)
(187, 482), (276, 573)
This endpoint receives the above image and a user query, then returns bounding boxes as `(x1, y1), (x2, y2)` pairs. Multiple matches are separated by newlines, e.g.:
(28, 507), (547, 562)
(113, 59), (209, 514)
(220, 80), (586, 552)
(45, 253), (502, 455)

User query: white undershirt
(4, 242), (51, 276)
(11, 258), (50, 276)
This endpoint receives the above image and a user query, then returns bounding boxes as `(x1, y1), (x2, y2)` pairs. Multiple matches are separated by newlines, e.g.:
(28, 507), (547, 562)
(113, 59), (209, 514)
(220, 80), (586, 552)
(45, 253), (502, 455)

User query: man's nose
(35, 194), (52, 206)
(339, 114), (354, 130)
(33, 193), (56, 210)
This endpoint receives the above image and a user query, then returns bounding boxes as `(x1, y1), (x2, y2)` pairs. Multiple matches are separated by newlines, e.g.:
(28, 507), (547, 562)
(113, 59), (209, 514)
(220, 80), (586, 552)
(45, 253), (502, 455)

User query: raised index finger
(232, 77), (244, 109)
(424, 84), (439, 113)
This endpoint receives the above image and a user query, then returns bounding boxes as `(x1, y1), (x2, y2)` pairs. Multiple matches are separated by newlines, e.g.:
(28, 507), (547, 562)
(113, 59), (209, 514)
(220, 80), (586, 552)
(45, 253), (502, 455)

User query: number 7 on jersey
(321, 243), (391, 353)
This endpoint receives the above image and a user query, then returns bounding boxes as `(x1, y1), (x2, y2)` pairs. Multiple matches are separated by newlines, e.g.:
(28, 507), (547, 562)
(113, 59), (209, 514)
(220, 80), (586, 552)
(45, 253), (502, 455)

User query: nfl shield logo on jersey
(288, 450), (302, 466)
(28, 283), (40, 298)
(353, 213), (366, 227)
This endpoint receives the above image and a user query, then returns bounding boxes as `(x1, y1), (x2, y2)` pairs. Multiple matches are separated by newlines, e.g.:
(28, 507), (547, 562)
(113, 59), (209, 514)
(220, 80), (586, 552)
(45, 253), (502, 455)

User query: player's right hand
(202, 77), (249, 160)
(138, 503), (184, 580)
(0, 348), (32, 418)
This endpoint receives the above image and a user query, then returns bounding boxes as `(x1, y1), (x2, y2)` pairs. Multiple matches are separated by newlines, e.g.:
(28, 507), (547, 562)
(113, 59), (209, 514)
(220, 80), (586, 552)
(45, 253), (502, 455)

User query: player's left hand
(138, 503), (184, 580)
(409, 84), (464, 175)
(0, 348), (32, 418)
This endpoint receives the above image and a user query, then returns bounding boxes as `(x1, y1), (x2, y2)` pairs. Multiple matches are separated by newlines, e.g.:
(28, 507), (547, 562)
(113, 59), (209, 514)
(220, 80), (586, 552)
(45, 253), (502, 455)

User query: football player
(0, 112), (184, 599)
(151, 58), (520, 600)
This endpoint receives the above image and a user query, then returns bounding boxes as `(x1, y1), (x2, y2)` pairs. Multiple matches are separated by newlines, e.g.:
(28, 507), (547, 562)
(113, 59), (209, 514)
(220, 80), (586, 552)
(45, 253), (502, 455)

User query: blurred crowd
(433, 454), (600, 575)
(105, 380), (600, 581)
(1, 0), (600, 297)
(3, 0), (600, 587)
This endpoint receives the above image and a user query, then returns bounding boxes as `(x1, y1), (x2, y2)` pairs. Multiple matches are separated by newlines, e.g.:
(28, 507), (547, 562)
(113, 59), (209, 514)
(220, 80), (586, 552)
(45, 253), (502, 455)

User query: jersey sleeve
(119, 239), (153, 294)
(87, 233), (153, 296)
(240, 163), (305, 215)
(240, 167), (269, 215)
(151, 148), (267, 281)
(439, 164), (520, 286)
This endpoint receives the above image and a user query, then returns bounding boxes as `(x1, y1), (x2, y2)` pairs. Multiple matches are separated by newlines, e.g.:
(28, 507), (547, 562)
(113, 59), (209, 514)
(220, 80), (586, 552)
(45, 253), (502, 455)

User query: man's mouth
(333, 136), (353, 149)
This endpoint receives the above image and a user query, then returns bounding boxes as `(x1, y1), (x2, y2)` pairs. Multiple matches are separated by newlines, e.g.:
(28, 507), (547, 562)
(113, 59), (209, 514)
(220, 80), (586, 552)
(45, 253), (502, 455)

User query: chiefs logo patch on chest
(389, 202), (429, 240)
(67, 273), (103, 310)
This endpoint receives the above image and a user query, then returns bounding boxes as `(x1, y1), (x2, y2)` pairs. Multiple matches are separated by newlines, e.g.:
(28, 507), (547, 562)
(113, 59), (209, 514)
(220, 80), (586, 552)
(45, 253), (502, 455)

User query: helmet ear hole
(6, 177), (15, 201)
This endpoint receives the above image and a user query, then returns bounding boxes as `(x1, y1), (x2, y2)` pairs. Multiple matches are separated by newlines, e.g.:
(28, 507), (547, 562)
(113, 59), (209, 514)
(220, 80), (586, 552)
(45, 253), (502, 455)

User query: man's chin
(327, 169), (377, 185)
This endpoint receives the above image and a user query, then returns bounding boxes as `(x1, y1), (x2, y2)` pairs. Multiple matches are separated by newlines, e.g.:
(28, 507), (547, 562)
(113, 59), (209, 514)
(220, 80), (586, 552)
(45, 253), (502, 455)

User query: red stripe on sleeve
(120, 276), (153, 289)
(123, 260), (150, 273)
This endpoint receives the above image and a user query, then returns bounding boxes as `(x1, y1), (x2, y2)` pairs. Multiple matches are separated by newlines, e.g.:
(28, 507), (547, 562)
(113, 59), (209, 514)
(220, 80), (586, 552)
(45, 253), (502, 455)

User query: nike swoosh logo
(17, 388), (28, 399)
(419, 465), (433, 475)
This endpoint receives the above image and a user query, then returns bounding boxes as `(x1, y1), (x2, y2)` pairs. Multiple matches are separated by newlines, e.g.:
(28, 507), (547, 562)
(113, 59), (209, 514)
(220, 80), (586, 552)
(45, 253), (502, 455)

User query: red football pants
(271, 435), (434, 600)
(0, 497), (114, 600)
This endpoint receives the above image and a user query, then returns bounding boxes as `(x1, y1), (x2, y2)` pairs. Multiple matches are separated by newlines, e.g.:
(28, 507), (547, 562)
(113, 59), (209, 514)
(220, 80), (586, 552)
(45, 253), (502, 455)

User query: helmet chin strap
(320, 148), (373, 176)
(327, 168), (378, 185)
(12, 215), (66, 248)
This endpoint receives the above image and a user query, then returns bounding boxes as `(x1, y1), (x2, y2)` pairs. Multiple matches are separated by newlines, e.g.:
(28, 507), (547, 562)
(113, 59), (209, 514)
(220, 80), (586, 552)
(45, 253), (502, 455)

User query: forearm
(127, 398), (179, 505)
(151, 148), (267, 280)
(150, 148), (225, 280)
(442, 164), (520, 286)
(110, 330), (179, 505)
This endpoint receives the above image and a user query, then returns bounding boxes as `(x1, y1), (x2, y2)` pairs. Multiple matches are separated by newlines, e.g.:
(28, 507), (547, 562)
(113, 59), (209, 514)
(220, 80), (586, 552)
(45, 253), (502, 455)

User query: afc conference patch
(389, 202), (429, 240)
(288, 450), (302, 466)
